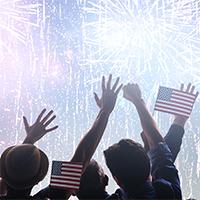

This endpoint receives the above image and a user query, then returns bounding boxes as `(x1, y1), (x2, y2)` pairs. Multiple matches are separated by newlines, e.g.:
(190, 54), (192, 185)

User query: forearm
(164, 124), (184, 162)
(133, 99), (163, 149)
(149, 142), (182, 199)
(71, 109), (110, 168)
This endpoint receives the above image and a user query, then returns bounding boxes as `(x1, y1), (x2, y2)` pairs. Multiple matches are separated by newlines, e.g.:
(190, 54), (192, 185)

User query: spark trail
(0, 1), (200, 199)
(82, 0), (200, 82)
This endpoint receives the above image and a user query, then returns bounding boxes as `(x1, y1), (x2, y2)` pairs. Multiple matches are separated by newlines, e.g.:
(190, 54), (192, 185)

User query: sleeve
(164, 124), (184, 162)
(148, 142), (182, 199)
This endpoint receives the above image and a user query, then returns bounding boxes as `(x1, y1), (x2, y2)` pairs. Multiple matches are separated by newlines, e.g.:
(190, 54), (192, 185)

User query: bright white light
(96, 15), (163, 62)
(83, 0), (200, 74)
(99, 21), (130, 49)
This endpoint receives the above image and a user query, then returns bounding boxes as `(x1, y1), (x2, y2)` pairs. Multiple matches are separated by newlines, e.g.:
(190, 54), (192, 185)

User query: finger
(115, 84), (123, 95)
(46, 125), (58, 133)
(94, 92), (99, 100)
(135, 83), (140, 89)
(36, 109), (46, 122)
(44, 115), (56, 127)
(94, 92), (100, 105)
(23, 116), (29, 131)
(190, 85), (195, 94)
(112, 77), (120, 91)
(186, 83), (191, 93)
(41, 110), (54, 124)
(107, 74), (112, 90)
(180, 83), (184, 91)
(102, 76), (106, 91)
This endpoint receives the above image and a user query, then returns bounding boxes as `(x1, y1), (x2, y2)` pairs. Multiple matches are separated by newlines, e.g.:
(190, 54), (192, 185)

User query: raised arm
(123, 83), (163, 149)
(165, 83), (198, 162)
(23, 109), (58, 144)
(71, 75), (122, 169)
(123, 83), (182, 199)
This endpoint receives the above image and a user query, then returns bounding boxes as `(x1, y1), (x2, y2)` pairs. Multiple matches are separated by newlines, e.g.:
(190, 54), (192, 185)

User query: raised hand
(180, 83), (199, 97)
(70, 75), (122, 174)
(174, 83), (199, 127)
(123, 82), (163, 149)
(94, 74), (123, 113)
(23, 109), (58, 144)
(123, 83), (142, 104)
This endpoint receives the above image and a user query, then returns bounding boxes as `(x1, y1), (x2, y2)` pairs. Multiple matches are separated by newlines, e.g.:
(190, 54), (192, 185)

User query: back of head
(0, 144), (49, 191)
(104, 139), (150, 191)
(77, 159), (108, 199)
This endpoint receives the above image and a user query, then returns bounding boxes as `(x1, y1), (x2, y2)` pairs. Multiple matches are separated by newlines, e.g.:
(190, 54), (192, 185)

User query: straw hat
(0, 144), (49, 190)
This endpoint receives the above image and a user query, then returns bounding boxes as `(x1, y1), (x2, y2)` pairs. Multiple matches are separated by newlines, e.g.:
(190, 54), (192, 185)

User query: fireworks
(0, 0), (41, 59)
(82, 0), (200, 81)
(0, 0), (200, 199)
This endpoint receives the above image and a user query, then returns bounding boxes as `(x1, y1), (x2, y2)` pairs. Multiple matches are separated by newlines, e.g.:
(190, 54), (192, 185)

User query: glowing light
(0, 0), (40, 46)
(0, 1), (199, 199)
(82, 0), (200, 76)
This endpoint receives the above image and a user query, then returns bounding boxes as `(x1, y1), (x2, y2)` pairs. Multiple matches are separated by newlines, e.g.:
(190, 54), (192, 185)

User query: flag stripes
(154, 86), (197, 117)
(50, 161), (83, 190)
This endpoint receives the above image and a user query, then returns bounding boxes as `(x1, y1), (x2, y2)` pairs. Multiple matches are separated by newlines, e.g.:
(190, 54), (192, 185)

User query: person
(77, 159), (109, 200)
(104, 83), (182, 199)
(0, 144), (49, 199)
(164, 83), (198, 162)
(141, 83), (198, 163)
(1, 75), (122, 199)
(0, 110), (58, 199)
(25, 75), (122, 199)
(76, 82), (198, 200)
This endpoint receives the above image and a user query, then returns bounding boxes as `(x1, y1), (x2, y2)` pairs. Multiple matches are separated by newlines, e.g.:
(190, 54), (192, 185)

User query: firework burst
(81, 0), (200, 80)
(0, 0), (41, 60)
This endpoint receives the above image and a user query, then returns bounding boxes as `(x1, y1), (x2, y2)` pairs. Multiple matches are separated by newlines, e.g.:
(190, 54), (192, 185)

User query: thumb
(23, 116), (29, 131)
(94, 92), (100, 106)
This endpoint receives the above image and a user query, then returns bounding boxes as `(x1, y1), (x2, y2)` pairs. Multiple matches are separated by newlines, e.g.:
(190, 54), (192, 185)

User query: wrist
(173, 117), (187, 128)
(131, 98), (144, 106)
(23, 136), (35, 144)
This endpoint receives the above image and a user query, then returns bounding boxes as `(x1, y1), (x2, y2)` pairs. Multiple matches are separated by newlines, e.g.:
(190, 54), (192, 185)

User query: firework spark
(82, 0), (200, 78)
(0, 0), (41, 47)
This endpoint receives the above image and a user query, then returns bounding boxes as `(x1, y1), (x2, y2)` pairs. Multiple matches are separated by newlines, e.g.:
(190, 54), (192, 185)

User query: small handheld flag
(154, 86), (198, 117)
(50, 161), (83, 190)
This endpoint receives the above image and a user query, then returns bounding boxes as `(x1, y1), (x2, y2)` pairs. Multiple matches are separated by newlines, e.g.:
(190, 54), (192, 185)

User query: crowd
(0, 75), (198, 199)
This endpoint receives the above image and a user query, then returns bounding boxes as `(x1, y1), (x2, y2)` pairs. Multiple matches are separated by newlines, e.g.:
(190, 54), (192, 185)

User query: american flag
(50, 161), (83, 190)
(154, 86), (197, 117)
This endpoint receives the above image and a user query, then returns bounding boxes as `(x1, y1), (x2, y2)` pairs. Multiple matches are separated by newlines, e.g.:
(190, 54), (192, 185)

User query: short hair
(104, 139), (150, 190)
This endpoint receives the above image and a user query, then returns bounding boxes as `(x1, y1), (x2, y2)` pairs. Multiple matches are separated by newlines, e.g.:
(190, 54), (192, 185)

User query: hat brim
(0, 146), (49, 190)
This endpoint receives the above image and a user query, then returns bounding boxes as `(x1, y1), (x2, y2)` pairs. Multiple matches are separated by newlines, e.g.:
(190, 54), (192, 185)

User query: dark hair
(77, 160), (108, 199)
(104, 139), (150, 190)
